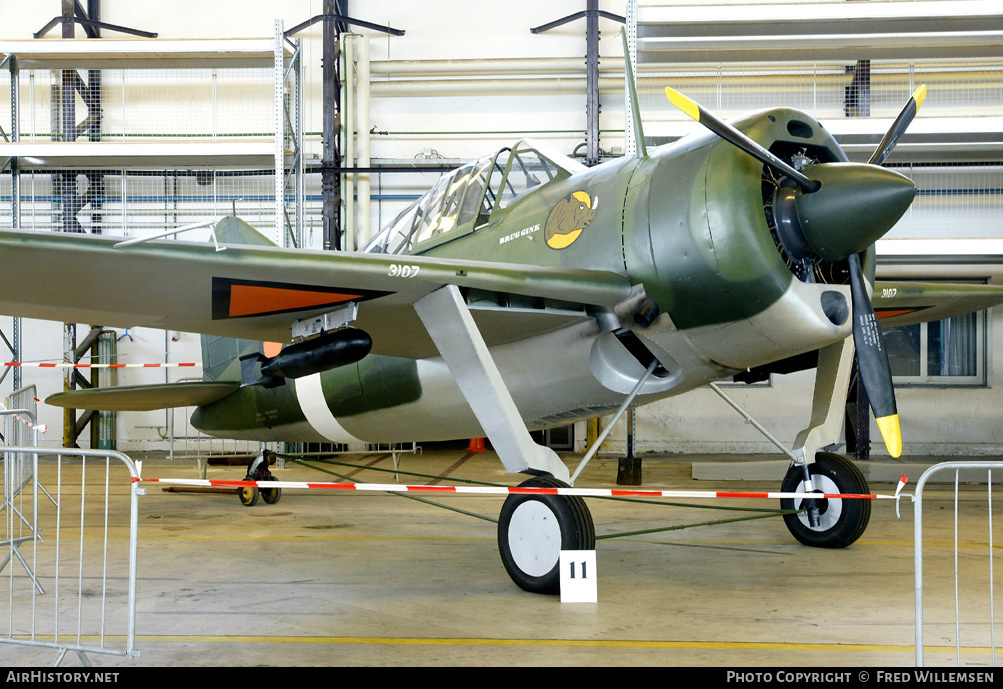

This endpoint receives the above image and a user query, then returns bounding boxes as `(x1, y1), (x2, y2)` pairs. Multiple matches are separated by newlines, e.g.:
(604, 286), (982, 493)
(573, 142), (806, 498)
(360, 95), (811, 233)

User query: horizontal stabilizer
(46, 381), (239, 412)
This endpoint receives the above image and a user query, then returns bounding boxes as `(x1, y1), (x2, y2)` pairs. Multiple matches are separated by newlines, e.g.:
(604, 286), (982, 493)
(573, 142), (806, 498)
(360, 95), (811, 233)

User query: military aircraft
(2, 50), (1002, 594)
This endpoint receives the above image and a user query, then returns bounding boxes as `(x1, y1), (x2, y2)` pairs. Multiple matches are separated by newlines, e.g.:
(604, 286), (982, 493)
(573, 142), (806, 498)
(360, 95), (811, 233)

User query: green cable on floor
(289, 456), (499, 523)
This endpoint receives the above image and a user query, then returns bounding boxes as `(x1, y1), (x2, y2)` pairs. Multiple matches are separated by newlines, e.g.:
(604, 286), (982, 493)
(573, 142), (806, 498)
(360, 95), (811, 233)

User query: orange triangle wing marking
(875, 308), (918, 320)
(228, 284), (364, 318)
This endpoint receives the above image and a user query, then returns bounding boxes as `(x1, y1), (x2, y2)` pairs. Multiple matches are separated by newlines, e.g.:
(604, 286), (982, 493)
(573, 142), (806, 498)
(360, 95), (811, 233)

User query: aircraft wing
(0, 229), (632, 358)
(874, 280), (1003, 328)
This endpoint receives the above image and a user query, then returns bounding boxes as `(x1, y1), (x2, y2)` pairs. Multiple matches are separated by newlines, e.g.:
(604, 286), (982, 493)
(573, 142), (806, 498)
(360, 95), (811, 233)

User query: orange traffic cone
(466, 437), (487, 452)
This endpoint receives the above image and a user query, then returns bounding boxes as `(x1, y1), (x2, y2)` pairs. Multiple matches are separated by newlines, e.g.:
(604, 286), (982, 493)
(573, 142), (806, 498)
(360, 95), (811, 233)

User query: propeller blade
(869, 85), (926, 166)
(665, 87), (819, 192)
(847, 252), (902, 458)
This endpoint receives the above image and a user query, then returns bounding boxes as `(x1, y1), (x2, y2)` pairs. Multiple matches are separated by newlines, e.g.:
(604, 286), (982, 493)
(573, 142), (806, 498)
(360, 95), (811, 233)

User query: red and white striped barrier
(4, 362), (197, 369)
(0, 401), (47, 434)
(5, 414), (46, 434)
(138, 475), (909, 501)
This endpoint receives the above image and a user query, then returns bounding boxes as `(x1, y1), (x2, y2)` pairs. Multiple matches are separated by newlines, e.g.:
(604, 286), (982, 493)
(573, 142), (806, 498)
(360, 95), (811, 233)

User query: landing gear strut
(239, 448), (281, 507)
(497, 476), (595, 594)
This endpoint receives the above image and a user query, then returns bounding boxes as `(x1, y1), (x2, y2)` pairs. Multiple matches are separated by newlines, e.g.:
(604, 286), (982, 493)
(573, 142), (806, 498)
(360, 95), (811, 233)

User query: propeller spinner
(665, 86), (926, 458)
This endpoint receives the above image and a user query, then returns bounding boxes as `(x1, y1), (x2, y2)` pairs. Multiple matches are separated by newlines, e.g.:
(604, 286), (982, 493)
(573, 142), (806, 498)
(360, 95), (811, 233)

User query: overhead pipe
(368, 69), (930, 98)
(370, 77), (625, 97)
(369, 56), (627, 76)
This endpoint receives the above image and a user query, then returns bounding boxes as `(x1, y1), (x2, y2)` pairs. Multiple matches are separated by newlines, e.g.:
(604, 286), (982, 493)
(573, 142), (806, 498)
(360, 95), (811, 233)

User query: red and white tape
(0, 402), (47, 434)
(7, 414), (46, 434)
(4, 362), (197, 369)
(139, 474), (909, 501)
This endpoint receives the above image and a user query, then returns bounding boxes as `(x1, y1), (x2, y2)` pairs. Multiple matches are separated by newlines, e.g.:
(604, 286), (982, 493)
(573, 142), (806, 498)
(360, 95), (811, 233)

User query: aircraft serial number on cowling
(388, 264), (420, 278)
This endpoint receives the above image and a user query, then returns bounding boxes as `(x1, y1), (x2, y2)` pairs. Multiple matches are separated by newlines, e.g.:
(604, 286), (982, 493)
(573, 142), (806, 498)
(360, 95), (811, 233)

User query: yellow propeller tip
(875, 414), (902, 458)
(665, 87), (701, 123)
(912, 84), (927, 110)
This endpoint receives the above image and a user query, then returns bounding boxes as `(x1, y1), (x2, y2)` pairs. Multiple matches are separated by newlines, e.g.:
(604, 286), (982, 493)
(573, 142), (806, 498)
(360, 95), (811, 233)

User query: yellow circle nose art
(544, 191), (596, 249)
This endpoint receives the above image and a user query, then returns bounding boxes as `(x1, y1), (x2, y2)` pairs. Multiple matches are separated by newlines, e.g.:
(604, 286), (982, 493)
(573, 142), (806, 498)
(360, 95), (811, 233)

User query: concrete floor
(1, 447), (1000, 667)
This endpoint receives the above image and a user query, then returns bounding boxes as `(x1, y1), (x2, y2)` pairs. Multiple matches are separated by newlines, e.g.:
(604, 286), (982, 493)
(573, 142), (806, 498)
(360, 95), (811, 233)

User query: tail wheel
(780, 452), (871, 548)
(238, 484), (258, 507)
(497, 476), (595, 594)
(260, 474), (282, 504)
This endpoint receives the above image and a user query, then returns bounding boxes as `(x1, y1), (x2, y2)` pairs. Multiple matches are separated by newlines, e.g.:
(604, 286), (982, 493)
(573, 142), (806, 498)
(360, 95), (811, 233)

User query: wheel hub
(795, 475), (842, 531)
(507, 501), (562, 577)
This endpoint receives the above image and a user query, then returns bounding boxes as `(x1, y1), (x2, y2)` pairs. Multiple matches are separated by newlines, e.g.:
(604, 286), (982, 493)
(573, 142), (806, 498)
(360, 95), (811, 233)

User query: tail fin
(213, 215), (279, 247)
(202, 336), (263, 381)
(201, 216), (280, 382)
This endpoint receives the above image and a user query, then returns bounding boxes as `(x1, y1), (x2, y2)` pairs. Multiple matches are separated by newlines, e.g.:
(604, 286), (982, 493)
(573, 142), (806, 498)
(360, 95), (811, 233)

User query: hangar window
(882, 311), (986, 386)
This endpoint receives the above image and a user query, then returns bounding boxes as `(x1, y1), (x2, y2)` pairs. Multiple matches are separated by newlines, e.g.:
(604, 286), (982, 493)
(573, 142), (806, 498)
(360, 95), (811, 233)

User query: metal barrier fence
(914, 461), (1003, 667)
(3, 385), (39, 499)
(5, 386), (38, 447)
(0, 410), (43, 595)
(1, 448), (141, 666)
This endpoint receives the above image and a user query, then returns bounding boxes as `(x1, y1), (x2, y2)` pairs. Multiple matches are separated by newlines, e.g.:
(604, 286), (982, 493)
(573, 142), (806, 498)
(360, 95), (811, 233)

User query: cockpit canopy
(363, 140), (584, 255)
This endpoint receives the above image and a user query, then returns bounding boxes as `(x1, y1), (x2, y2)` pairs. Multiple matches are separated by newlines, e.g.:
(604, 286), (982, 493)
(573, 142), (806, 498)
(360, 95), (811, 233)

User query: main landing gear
(497, 476), (595, 594)
(238, 448), (282, 507)
(712, 338), (873, 550)
(780, 451), (870, 548)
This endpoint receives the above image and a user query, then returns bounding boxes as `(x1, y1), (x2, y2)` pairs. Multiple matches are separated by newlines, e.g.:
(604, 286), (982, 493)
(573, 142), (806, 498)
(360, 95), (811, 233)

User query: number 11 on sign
(560, 550), (597, 603)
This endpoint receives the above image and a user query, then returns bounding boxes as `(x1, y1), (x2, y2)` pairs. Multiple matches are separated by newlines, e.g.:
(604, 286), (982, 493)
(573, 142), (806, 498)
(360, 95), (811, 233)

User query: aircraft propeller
(664, 86), (927, 458)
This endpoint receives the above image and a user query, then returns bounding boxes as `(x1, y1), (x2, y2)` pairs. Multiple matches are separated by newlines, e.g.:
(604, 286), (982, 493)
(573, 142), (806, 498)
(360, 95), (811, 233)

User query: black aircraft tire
(497, 476), (595, 595)
(238, 484), (259, 507)
(260, 475), (281, 505)
(780, 452), (871, 548)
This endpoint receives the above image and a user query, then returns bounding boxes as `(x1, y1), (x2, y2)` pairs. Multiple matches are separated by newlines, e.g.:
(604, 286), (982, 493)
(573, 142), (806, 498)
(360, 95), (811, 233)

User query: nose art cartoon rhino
(544, 191), (598, 249)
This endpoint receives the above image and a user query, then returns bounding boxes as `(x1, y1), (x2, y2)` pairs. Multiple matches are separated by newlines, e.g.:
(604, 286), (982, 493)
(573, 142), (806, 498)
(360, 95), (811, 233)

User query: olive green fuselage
(194, 109), (861, 444)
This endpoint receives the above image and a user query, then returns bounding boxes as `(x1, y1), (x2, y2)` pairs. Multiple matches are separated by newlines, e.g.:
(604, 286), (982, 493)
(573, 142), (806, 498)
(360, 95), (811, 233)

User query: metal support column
(323, 2), (342, 251)
(8, 55), (20, 392)
(286, 2), (402, 252)
(531, 2), (625, 167)
(294, 34), (304, 251)
(85, 0), (103, 235)
(845, 59), (871, 117)
(617, 406), (642, 485)
(273, 20), (285, 247)
(59, 0), (78, 448)
(585, 0), (600, 166)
